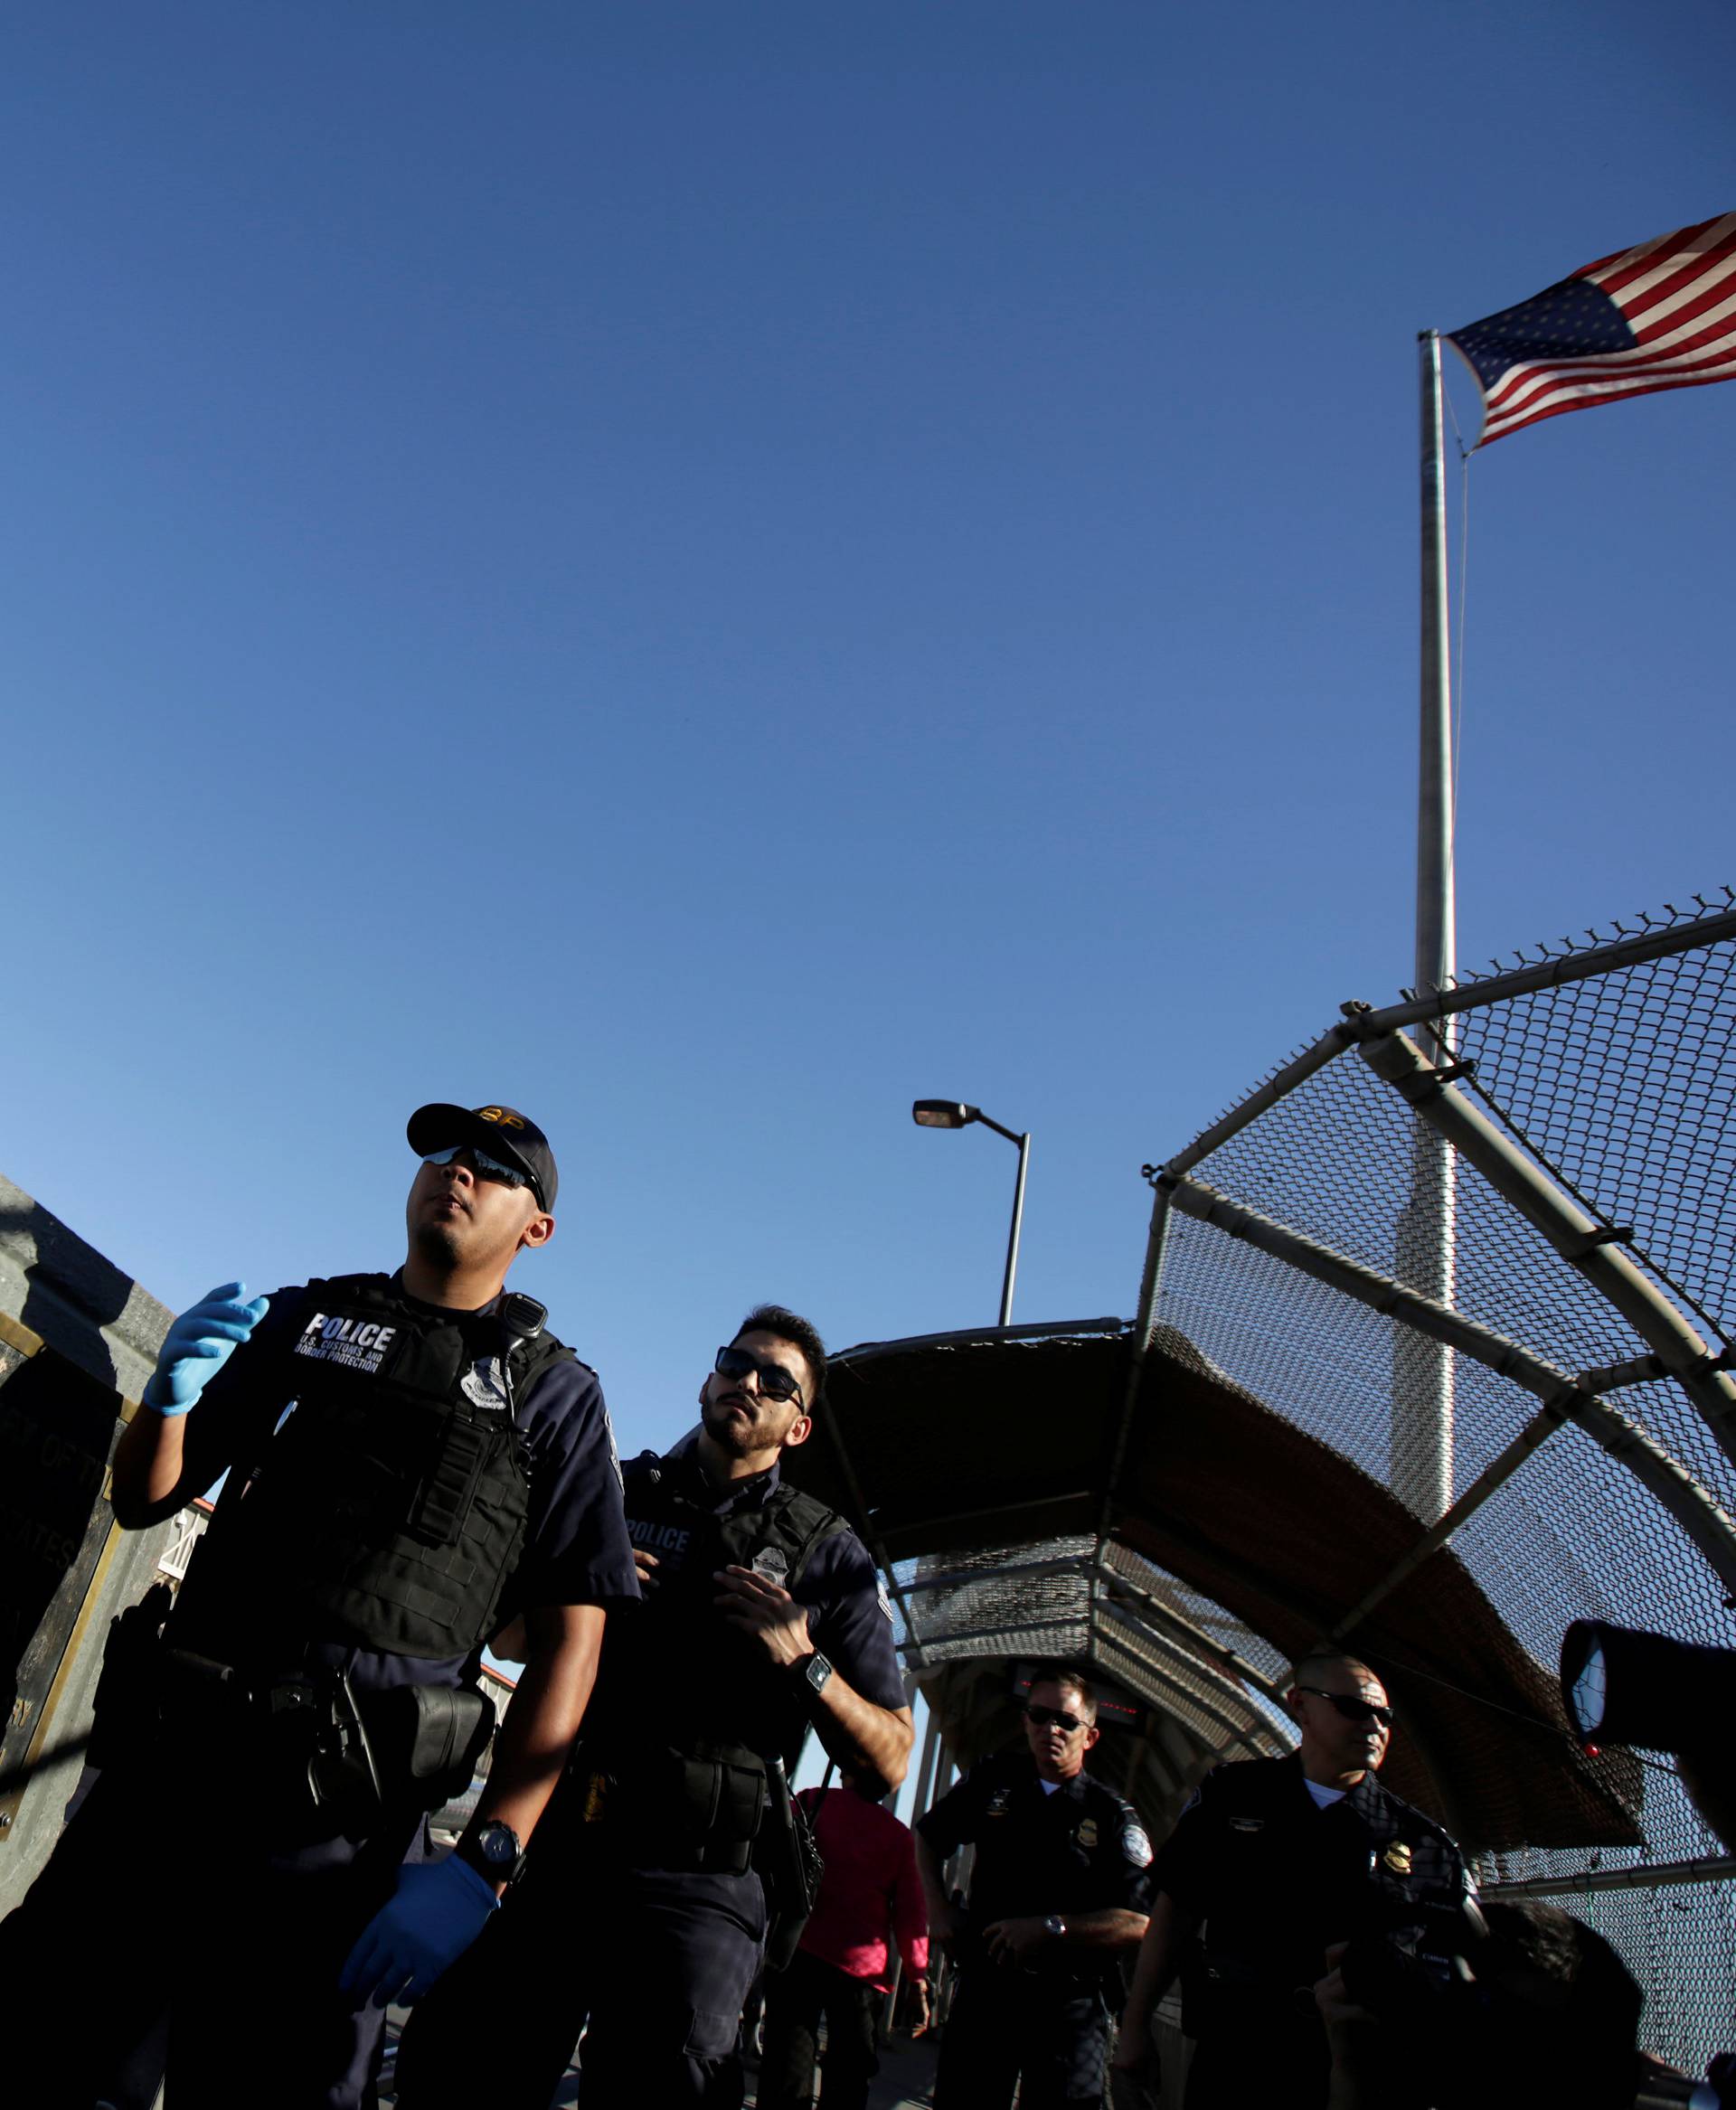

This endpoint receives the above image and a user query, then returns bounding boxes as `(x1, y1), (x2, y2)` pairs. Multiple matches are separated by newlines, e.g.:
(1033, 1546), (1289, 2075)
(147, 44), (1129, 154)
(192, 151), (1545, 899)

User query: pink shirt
(795, 1786), (931, 1990)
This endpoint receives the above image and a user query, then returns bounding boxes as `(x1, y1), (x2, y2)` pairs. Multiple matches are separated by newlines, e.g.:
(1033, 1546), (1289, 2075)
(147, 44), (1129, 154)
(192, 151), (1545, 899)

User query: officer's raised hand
(144, 1283), (270, 1415)
(714, 1564), (813, 1665)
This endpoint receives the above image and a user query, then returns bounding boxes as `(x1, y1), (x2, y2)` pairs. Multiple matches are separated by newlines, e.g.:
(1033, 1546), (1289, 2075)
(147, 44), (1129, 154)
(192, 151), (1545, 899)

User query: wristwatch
(456, 1819), (527, 1888)
(1042, 1915), (1068, 1942)
(797, 1652), (834, 1701)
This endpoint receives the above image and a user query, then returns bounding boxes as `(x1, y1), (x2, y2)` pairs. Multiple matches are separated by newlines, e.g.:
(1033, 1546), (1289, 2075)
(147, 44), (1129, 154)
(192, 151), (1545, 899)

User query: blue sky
(5, 1), (1733, 1473)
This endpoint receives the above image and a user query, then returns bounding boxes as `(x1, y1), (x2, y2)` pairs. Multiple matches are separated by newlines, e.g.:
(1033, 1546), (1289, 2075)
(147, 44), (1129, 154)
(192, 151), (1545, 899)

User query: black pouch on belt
(364, 1684), (495, 1809)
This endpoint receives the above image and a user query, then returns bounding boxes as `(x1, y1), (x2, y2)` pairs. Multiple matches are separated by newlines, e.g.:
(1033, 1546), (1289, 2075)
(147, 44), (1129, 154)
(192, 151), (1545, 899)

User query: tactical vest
(171, 1273), (576, 1662)
(598, 1449), (850, 1778)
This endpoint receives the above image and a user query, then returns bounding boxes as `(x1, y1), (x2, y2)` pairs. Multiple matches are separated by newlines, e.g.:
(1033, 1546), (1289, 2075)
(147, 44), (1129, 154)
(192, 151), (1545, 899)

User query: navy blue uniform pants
(934, 1964), (1113, 2110)
(0, 1751), (422, 2110)
(757, 1949), (882, 2110)
(394, 1823), (769, 2110)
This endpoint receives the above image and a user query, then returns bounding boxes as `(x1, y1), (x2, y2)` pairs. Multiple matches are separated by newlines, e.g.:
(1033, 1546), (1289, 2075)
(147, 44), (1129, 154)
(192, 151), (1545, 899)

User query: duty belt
(156, 1647), (493, 1823)
(572, 1745), (769, 1877)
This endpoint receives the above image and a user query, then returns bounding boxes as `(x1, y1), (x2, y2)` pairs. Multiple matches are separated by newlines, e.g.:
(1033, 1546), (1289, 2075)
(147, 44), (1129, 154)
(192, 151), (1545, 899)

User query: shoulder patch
(875, 1578), (895, 1623)
(1121, 1822), (1154, 1867)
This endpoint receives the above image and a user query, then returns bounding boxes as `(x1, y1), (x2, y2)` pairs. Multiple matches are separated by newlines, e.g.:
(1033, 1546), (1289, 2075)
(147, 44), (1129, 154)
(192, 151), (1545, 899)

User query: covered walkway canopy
(783, 1317), (1636, 1854)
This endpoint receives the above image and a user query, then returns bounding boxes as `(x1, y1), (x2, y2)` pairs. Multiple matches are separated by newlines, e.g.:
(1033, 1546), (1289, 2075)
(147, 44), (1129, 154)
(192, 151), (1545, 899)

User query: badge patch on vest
(293, 1312), (399, 1376)
(986, 1787), (1013, 1818)
(460, 1357), (511, 1411)
(1077, 1817), (1099, 1849)
(1122, 1823), (1154, 1867)
(1230, 1816), (1264, 1833)
(1383, 1842), (1413, 1875)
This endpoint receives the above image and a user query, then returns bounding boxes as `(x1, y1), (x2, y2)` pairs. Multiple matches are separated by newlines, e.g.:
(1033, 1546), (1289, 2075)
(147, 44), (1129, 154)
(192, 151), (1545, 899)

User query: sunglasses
(1024, 1703), (1087, 1735)
(713, 1345), (805, 1408)
(421, 1144), (538, 1201)
(1295, 1685), (1395, 1729)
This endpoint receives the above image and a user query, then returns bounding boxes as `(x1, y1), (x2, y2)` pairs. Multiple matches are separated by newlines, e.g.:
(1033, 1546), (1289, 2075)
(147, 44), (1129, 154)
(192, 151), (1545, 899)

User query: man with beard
(0, 1102), (637, 2110)
(916, 1666), (1153, 2110)
(1112, 1649), (1473, 2110)
(395, 1305), (914, 2110)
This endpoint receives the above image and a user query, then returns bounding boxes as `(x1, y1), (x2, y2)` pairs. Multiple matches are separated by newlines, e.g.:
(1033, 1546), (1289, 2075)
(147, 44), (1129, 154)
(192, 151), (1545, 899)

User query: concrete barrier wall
(0, 1173), (175, 1912)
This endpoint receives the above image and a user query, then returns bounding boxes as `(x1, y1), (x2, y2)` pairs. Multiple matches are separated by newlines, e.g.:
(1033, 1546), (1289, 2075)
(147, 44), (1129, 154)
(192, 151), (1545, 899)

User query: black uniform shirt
(917, 1750), (1154, 1978)
(1151, 1753), (1472, 1996)
(618, 1429), (909, 1714)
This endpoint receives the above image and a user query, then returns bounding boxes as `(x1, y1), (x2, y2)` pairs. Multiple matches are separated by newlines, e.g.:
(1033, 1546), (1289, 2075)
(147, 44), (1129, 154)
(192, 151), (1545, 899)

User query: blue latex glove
(339, 1854), (499, 2007)
(143, 1282), (269, 1415)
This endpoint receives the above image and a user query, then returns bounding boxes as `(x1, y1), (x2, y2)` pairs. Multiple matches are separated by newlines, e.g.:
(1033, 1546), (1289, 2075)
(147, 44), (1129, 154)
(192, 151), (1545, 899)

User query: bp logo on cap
(407, 1101), (559, 1210)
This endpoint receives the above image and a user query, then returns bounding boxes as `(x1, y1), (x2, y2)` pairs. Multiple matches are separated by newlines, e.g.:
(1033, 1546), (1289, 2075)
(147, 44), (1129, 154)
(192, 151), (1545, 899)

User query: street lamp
(911, 1100), (1032, 1327)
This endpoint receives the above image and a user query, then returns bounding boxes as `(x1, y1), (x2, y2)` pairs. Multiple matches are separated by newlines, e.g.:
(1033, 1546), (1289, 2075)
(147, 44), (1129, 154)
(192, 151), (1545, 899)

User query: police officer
(916, 1664), (1154, 2110)
(1113, 1649), (1474, 2109)
(395, 1303), (915, 2110)
(0, 1102), (637, 2110)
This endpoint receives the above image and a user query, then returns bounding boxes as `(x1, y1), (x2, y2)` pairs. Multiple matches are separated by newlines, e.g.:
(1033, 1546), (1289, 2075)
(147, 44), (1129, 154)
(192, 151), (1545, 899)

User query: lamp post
(911, 1100), (1032, 1327)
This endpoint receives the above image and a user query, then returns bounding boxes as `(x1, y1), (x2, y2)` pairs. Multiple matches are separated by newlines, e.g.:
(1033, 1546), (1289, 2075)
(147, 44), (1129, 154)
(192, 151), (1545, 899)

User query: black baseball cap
(406, 1103), (558, 1210)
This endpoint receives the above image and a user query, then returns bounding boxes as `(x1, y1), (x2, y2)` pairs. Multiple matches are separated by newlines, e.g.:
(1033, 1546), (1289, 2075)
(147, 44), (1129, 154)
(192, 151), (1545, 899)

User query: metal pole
(1417, 330), (1457, 1013)
(999, 1132), (1030, 1327)
(1483, 1854), (1736, 1900)
(910, 1699), (942, 1824)
(1392, 330), (1458, 1521)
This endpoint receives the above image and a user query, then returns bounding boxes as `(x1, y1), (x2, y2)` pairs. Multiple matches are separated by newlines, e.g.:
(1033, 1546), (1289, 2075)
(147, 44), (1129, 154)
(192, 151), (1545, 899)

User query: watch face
(478, 1823), (520, 1867)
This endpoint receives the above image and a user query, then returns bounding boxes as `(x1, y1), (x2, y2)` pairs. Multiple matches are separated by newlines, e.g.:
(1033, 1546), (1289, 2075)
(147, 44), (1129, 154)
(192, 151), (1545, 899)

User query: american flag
(1446, 212), (1736, 447)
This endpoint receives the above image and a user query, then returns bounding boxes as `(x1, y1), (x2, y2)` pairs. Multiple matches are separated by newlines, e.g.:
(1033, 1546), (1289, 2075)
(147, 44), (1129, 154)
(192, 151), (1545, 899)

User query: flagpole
(1392, 330), (1457, 1520)
(1416, 330), (1457, 1017)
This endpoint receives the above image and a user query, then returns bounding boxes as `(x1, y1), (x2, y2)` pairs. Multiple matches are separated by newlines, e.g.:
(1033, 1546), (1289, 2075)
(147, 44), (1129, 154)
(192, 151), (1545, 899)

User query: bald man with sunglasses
(1113, 1649), (1472, 2110)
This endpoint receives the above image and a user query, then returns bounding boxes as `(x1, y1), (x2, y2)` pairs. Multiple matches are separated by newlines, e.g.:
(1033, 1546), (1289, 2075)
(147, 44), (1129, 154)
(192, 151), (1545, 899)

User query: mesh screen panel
(1451, 901), (1736, 1348)
(895, 1540), (1094, 1666)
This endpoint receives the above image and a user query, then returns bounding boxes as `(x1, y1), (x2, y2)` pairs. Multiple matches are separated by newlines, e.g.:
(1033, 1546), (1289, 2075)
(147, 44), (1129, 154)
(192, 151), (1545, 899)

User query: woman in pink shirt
(759, 1773), (931, 2110)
